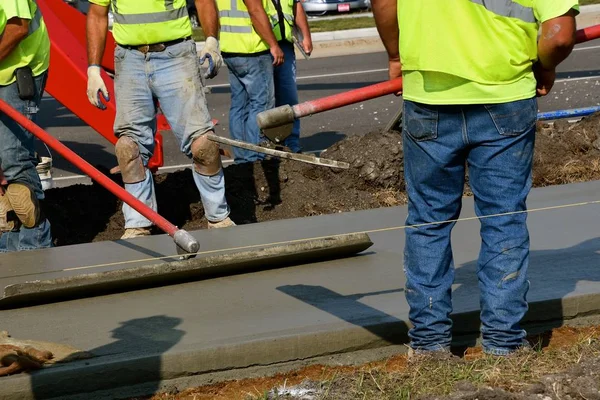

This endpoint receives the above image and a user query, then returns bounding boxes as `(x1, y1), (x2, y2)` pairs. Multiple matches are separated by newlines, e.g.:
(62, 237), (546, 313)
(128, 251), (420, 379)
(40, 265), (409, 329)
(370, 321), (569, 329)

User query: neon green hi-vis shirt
(0, 0), (50, 86)
(399, 0), (580, 105)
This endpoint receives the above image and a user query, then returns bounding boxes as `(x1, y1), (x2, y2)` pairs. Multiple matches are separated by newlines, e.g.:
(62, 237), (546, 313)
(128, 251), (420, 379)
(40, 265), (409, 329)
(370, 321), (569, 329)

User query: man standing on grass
(371, 0), (578, 356)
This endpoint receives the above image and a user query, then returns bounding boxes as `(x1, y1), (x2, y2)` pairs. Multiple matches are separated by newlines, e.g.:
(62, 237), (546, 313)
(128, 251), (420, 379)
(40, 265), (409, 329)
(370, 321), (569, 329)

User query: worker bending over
(372, 0), (578, 356)
(86, 0), (235, 239)
(0, 0), (53, 252)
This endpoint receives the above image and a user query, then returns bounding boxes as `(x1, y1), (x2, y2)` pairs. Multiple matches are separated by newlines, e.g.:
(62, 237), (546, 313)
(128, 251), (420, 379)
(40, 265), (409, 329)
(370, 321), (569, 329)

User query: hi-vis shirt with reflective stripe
(218, 0), (279, 54)
(89, 0), (192, 46)
(398, 0), (579, 104)
(0, 0), (50, 86)
(272, 0), (294, 42)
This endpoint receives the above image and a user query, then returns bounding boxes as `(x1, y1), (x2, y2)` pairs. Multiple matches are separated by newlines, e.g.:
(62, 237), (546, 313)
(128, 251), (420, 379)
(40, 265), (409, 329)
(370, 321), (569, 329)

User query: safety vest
(0, 0), (49, 86)
(218, 0), (279, 54)
(102, 0), (192, 46)
(272, 0), (294, 43)
(398, 0), (578, 104)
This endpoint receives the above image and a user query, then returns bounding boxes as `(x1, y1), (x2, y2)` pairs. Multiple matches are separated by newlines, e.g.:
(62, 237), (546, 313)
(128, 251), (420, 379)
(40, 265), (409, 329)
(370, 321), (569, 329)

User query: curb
(1, 291), (600, 399)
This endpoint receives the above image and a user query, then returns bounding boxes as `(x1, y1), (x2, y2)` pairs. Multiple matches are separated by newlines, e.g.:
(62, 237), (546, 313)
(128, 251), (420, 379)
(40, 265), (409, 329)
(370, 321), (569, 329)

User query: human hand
(302, 37), (313, 56)
(199, 37), (223, 79)
(533, 62), (556, 97)
(86, 66), (110, 110)
(388, 58), (402, 96)
(271, 45), (284, 66)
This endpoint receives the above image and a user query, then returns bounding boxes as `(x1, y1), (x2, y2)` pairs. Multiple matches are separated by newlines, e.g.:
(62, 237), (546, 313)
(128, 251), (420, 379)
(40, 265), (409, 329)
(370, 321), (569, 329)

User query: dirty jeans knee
(123, 169), (157, 229)
(193, 169), (230, 222)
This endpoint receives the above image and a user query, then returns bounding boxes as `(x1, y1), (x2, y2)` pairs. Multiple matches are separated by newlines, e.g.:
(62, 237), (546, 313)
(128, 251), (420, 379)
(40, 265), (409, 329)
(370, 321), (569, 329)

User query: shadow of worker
(30, 315), (185, 399)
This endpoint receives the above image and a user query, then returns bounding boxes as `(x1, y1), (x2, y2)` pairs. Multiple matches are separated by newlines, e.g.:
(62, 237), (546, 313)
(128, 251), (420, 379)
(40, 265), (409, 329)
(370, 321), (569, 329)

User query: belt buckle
(138, 44), (150, 54)
(152, 43), (166, 52)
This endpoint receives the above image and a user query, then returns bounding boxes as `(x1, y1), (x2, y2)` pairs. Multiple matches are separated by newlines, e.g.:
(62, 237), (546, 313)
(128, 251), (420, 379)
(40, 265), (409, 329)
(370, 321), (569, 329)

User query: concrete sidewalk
(0, 180), (599, 399)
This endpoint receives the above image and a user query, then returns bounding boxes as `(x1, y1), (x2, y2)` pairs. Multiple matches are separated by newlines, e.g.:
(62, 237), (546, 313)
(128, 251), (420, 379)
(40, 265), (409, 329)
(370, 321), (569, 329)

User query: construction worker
(218, 0), (284, 163)
(86, 0), (235, 239)
(0, 0), (53, 252)
(371, 0), (578, 356)
(272, 0), (312, 153)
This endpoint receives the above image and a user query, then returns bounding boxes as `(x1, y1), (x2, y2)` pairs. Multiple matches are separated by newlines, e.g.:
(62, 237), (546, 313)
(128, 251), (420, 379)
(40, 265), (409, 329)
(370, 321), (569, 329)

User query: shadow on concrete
(34, 140), (117, 176)
(30, 315), (184, 399)
(299, 131), (347, 152)
(277, 284), (409, 345)
(37, 97), (88, 128)
(556, 69), (600, 80)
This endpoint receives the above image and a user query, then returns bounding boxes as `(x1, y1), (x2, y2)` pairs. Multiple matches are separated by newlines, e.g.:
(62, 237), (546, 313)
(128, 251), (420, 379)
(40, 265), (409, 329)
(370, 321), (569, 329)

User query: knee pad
(115, 136), (146, 184)
(191, 135), (222, 176)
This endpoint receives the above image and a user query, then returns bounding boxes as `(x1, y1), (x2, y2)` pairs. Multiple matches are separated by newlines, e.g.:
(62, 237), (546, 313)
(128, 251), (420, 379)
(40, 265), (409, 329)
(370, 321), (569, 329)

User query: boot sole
(6, 183), (40, 229)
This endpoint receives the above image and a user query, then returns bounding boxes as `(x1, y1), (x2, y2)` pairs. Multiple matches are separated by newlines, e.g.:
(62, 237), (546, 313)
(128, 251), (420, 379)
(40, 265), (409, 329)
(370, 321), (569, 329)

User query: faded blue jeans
(0, 72), (53, 252)
(274, 41), (301, 153)
(402, 98), (536, 356)
(224, 53), (275, 163)
(113, 39), (230, 228)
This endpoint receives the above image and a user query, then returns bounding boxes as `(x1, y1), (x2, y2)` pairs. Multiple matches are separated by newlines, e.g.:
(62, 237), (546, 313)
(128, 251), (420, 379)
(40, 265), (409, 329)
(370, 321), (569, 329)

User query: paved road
(36, 42), (600, 186)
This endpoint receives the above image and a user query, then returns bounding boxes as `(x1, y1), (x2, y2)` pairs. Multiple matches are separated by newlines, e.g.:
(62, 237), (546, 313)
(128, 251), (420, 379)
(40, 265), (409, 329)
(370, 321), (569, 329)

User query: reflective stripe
(112, 0), (119, 13)
(221, 25), (253, 33)
(28, 6), (42, 35)
(219, 9), (250, 18)
(165, 0), (175, 10)
(469, 0), (535, 23)
(113, 6), (187, 24)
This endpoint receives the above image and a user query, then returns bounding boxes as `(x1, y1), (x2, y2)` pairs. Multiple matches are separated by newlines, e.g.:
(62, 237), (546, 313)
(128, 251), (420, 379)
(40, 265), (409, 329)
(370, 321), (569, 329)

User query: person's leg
(0, 72), (52, 251)
(466, 98), (536, 355)
(223, 56), (253, 163)
(239, 53), (275, 161)
(274, 41), (301, 152)
(150, 40), (231, 224)
(113, 46), (158, 234)
(402, 101), (467, 352)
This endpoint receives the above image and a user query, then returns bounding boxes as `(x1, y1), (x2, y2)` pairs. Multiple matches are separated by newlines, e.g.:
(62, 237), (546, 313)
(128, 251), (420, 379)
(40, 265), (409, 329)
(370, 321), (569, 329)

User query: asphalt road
(36, 42), (600, 186)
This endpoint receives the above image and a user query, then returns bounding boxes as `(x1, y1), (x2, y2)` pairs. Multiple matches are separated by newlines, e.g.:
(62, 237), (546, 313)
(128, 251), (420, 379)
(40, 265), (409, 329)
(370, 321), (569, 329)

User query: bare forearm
(0, 18), (28, 62)
(294, 2), (311, 40)
(537, 12), (576, 70)
(371, 0), (399, 61)
(195, 0), (219, 38)
(244, 0), (279, 47)
(86, 5), (109, 65)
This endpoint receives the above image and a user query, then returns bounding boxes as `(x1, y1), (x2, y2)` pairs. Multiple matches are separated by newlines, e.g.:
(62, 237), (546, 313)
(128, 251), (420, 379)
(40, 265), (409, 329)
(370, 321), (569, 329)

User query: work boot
(0, 194), (16, 232)
(121, 227), (152, 239)
(5, 183), (40, 229)
(207, 216), (236, 229)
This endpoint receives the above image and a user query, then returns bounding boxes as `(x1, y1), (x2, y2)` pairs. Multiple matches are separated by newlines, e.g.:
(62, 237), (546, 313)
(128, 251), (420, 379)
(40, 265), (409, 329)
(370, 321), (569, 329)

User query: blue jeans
(113, 40), (230, 227)
(0, 72), (52, 252)
(274, 41), (301, 153)
(402, 98), (536, 355)
(224, 53), (275, 163)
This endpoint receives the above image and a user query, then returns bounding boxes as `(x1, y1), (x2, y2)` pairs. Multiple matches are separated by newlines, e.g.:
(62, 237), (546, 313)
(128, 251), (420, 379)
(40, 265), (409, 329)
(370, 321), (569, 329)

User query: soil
(42, 113), (600, 247)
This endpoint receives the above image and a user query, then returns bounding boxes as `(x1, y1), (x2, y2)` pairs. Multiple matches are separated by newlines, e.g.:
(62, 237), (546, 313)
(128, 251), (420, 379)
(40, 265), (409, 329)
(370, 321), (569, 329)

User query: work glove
(0, 344), (53, 377)
(198, 37), (223, 79)
(86, 65), (110, 110)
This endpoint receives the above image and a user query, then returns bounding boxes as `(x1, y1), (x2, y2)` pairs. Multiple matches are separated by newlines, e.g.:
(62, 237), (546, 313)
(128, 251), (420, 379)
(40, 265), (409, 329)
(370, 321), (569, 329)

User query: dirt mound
(42, 113), (600, 247)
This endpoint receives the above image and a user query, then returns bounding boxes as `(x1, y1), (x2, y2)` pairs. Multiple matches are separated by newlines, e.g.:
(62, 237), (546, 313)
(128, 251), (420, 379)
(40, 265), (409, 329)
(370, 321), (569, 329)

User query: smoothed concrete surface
(0, 181), (599, 399)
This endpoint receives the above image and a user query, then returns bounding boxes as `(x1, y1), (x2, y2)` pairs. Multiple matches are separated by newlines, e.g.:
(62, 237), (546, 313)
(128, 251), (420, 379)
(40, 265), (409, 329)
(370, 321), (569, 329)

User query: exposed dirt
(42, 113), (600, 247)
(135, 325), (600, 400)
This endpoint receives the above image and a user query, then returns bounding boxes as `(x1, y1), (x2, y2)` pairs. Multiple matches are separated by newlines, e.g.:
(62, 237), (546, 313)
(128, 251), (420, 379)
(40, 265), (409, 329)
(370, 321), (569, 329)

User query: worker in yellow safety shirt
(0, 0), (53, 252)
(371, 0), (578, 357)
(86, 0), (235, 239)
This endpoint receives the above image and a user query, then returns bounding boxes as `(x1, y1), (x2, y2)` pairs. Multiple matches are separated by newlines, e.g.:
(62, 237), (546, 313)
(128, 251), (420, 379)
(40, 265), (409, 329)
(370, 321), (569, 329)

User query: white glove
(86, 65), (110, 110)
(198, 37), (223, 79)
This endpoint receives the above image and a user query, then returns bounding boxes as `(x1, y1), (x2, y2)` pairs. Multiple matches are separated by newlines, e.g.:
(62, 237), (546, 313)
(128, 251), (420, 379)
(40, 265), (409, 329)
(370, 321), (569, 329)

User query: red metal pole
(0, 99), (179, 238)
(290, 24), (600, 119)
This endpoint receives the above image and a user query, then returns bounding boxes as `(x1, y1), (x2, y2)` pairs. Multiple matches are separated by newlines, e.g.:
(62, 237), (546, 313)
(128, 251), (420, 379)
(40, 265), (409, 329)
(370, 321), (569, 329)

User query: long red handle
(0, 99), (179, 238)
(292, 24), (600, 119)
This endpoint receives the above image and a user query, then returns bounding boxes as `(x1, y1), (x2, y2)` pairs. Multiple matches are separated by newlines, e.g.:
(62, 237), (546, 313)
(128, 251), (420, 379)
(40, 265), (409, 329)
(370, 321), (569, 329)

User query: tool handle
(0, 99), (180, 238)
(290, 23), (600, 119)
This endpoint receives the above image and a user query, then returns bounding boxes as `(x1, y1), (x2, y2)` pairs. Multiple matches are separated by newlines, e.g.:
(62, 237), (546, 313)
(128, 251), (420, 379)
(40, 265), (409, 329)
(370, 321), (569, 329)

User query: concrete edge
(0, 233), (373, 309)
(2, 291), (599, 400)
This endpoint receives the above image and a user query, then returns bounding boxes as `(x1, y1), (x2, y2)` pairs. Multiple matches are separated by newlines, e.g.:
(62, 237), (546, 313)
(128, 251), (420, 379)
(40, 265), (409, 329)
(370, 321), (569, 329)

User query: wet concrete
(0, 181), (599, 399)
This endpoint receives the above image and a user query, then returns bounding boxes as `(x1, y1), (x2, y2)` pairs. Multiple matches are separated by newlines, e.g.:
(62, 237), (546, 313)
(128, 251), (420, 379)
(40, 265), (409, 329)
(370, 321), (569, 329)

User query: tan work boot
(207, 216), (236, 229)
(0, 194), (16, 232)
(121, 227), (152, 239)
(5, 183), (40, 229)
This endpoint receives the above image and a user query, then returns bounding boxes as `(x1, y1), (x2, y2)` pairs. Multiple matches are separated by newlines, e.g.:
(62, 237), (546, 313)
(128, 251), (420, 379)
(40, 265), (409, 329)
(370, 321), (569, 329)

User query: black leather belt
(119, 37), (191, 54)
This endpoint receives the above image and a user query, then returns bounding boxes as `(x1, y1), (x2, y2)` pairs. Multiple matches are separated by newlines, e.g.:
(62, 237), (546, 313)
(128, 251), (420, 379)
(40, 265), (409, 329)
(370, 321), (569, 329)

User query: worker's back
(398, 0), (577, 105)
